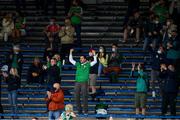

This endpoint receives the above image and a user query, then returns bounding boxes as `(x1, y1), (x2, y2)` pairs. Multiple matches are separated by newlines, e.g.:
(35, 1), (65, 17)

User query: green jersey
(75, 62), (91, 82)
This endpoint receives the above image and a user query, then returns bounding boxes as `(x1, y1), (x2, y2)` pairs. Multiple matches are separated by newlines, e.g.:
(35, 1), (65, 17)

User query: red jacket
(46, 89), (64, 111)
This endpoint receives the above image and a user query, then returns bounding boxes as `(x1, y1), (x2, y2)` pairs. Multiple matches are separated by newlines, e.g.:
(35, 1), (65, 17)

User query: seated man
(104, 43), (123, 83)
(27, 57), (44, 84)
(122, 11), (143, 43)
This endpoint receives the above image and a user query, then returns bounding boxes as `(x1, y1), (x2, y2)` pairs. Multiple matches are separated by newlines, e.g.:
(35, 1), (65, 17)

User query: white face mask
(155, 21), (159, 24)
(50, 21), (54, 25)
(112, 48), (116, 52)
(99, 49), (103, 52)
(157, 50), (162, 54)
(89, 52), (93, 56)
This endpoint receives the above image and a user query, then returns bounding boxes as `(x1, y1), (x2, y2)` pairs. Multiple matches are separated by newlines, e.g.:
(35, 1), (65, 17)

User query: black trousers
(161, 92), (177, 116)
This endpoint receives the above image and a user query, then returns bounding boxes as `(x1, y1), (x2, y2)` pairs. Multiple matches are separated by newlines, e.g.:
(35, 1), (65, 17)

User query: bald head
(53, 83), (61, 90)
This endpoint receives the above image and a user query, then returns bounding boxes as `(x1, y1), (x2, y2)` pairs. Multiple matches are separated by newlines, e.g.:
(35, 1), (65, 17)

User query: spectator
(166, 40), (178, 65)
(52, 54), (62, 73)
(68, 0), (83, 47)
(150, 45), (166, 98)
(161, 18), (177, 47)
(69, 49), (97, 115)
(46, 58), (61, 91)
(159, 64), (178, 116)
(12, 13), (26, 43)
(27, 57), (44, 85)
(97, 46), (108, 77)
(43, 47), (56, 63)
(150, 0), (169, 24)
(44, 17), (60, 53)
(143, 14), (162, 52)
(6, 45), (23, 86)
(169, 0), (180, 26)
(45, 83), (64, 120)
(59, 104), (76, 120)
(104, 43), (123, 83)
(88, 49), (98, 94)
(122, 11), (143, 43)
(59, 18), (75, 62)
(3, 68), (20, 118)
(0, 13), (14, 42)
(132, 63), (148, 115)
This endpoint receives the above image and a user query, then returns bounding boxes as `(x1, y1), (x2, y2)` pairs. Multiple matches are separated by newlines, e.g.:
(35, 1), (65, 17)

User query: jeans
(48, 109), (63, 120)
(98, 63), (104, 76)
(74, 24), (81, 47)
(143, 37), (159, 51)
(8, 90), (18, 114)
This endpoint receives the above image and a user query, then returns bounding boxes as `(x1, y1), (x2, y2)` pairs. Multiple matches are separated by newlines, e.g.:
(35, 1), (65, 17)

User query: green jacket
(136, 70), (148, 92)
(75, 62), (91, 82)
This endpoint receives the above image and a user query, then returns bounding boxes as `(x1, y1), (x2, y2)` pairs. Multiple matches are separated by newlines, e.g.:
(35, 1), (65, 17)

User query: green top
(75, 62), (91, 82)
(11, 54), (19, 68)
(153, 5), (168, 23)
(60, 112), (73, 120)
(15, 17), (26, 29)
(69, 6), (82, 25)
(136, 70), (148, 92)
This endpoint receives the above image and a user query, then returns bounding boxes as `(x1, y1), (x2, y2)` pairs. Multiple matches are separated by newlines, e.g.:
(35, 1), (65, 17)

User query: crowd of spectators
(0, 0), (179, 119)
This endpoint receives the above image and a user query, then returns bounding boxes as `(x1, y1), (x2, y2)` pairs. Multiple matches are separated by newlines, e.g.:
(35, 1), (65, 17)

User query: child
(59, 104), (76, 120)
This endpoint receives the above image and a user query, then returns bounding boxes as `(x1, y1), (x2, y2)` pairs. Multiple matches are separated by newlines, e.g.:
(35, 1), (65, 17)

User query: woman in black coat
(4, 68), (20, 115)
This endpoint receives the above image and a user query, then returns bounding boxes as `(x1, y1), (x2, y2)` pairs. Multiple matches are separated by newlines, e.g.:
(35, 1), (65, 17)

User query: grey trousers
(74, 82), (88, 113)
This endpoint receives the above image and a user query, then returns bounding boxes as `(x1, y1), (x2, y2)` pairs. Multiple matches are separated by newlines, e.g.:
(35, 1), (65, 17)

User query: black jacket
(159, 69), (178, 93)
(27, 63), (44, 84)
(47, 65), (60, 83)
(6, 75), (20, 91)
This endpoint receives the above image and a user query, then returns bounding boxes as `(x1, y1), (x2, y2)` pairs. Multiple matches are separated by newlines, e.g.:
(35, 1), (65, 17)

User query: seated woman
(97, 46), (108, 77)
(0, 13), (14, 42)
(12, 12), (27, 43)
(104, 43), (123, 83)
(27, 57), (44, 84)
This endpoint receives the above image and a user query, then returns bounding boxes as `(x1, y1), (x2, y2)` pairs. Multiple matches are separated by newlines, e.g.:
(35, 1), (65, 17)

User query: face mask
(167, 22), (171, 26)
(157, 50), (162, 54)
(99, 49), (103, 52)
(112, 48), (116, 52)
(66, 26), (70, 30)
(14, 51), (19, 54)
(155, 21), (159, 24)
(50, 21), (54, 25)
(89, 52), (93, 56)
